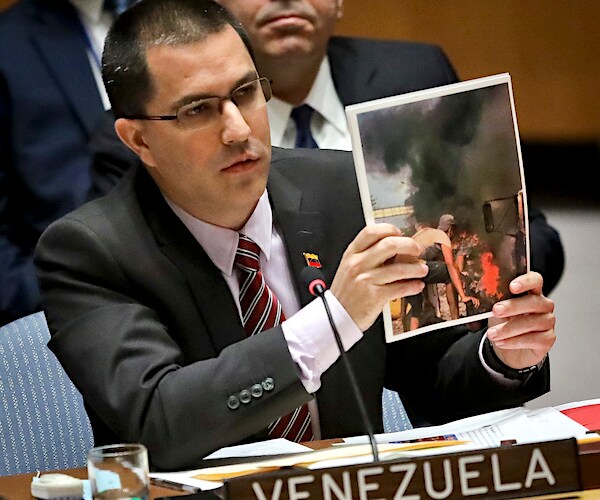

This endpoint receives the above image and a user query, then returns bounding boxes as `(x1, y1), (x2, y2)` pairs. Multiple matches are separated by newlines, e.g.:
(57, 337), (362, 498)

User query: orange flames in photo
(480, 251), (502, 298)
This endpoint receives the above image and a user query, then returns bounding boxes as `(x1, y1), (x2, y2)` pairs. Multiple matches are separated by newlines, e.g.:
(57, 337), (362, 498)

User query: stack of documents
(346, 405), (597, 452)
(150, 399), (600, 492)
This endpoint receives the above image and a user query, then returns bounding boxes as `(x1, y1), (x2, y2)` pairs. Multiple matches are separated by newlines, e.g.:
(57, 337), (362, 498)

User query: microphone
(304, 268), (326, 296)
(300, 267), (380, 463)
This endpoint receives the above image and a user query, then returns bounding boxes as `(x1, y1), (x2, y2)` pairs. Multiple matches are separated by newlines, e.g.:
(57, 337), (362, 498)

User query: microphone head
(300, 266), (327, 297)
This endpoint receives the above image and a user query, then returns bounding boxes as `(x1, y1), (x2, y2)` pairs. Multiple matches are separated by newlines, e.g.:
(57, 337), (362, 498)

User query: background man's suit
(328, 36), (458, 106)
(89, 35), (564, 295)
(0, 0), (105, 325)
(35, 147), (548, 471)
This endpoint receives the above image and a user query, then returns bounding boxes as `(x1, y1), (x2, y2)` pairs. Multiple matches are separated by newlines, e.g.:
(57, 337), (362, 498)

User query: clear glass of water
(87, 443), (150, 500)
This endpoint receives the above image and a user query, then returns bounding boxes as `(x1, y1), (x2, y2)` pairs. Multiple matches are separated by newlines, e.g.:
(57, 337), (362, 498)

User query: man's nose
(220, 100), (251, 144)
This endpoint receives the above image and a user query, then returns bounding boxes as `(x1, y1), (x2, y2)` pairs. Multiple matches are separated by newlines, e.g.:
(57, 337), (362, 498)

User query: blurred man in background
(0, 0), (134, 325)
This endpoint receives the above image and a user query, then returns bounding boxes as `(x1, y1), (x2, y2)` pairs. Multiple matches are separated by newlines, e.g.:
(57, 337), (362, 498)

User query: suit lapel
(268, 167), (330, 307)
(328, 37), (376, 107)
(30, 1), (104, 135)
(136, 170), (247, 353)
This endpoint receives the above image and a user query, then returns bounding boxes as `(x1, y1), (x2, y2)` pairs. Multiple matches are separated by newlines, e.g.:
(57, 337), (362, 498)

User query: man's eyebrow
(169, 71), (260, 111)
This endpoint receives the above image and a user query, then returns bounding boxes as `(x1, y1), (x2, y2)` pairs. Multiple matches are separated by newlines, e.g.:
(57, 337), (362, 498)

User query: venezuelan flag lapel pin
(303, 252), (322, 268)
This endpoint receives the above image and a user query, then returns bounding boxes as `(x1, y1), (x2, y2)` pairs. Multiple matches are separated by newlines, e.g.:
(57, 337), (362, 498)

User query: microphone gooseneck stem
(319, 294), (380, 463)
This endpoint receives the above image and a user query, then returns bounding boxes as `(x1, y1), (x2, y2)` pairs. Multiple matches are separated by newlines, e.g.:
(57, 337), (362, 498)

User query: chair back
(382, 388), (413, 433)
(0, 311), (93, 475)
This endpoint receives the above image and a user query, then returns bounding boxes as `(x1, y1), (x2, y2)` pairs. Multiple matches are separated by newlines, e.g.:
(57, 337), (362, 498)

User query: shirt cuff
(478, 333), (522, 388)
(282, 290), (363, 394)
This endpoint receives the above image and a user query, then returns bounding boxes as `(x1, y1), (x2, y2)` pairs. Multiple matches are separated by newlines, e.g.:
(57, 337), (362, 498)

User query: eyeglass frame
(120, 76), (272, 129)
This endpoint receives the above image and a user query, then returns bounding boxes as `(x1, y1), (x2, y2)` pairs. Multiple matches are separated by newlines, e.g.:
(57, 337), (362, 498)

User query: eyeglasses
(122, 77), (272, 130)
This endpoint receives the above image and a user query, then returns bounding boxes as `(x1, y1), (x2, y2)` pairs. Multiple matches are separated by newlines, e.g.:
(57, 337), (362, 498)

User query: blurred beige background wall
(3, 0), (596, 142)
(335, 0), (599, 143)
(2, 0), (598, 203)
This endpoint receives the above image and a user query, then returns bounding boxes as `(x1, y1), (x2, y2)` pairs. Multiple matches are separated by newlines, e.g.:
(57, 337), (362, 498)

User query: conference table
(1, 440), (599, 499)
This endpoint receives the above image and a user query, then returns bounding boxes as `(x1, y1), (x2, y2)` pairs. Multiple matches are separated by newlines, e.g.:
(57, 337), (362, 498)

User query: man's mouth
(260, 11), (311, 29)
(223, 153), (260, 172)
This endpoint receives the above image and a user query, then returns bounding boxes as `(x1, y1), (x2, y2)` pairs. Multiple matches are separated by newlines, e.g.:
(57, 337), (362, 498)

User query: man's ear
(114, 118), (157, 168)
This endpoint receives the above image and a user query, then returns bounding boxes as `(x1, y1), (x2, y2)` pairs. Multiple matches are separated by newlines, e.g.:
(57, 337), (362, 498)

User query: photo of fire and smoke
(349, 75), (528, 340)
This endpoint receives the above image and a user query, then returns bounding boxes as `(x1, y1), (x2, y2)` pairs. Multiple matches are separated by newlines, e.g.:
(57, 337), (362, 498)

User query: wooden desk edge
(1, 441), (598, 498)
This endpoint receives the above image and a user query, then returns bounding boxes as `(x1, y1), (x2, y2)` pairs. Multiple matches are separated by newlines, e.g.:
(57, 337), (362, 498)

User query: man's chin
(262, 37), (314, 59)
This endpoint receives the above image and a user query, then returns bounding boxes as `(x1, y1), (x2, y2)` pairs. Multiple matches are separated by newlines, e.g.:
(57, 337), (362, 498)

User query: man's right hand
(330, 223), (428, 331)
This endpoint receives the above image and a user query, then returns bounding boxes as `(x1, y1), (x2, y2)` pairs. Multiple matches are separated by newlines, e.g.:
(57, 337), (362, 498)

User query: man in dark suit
(35, 0), (556, 471)
(0, 0), (122, 326)
(89, 0), (564, 295)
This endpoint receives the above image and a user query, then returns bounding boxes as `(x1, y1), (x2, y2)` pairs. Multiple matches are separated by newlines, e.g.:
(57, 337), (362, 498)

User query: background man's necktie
(291, 104), (318, 149)
(235, 235), (313, 442)
(103, 0), (133, 16)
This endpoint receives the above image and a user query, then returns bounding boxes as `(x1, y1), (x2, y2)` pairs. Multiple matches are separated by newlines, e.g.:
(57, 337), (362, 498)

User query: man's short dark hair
(102, 0), (254, 119)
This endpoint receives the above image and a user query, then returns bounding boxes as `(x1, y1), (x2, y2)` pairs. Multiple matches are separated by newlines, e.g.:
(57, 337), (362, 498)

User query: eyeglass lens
(176, 78), (271, 129)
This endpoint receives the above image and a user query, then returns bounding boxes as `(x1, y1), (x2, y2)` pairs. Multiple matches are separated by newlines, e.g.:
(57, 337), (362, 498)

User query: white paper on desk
(150, 439), (312, 491)
(305, 446), (475, 470)
(515, 407), (590, 443)
(343, 407), (523, 445)
(555, 398), (600, 411)
(204, 438), (312, 459)
(344, 405), (590, 454)
(305, 450), (413, 471)
(183, 443), (456, 483)
(426, 408), (587, 451)
(307, 454), (375, 470)
(150, 469), (223, 491)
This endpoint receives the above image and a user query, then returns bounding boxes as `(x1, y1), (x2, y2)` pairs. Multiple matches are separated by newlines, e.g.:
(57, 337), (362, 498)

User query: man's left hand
(487, 271), (556, 369)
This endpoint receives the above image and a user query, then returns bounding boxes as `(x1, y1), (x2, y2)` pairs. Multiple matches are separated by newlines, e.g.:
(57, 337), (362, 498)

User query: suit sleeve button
(227, 395), (240, 410)
(251, 383), (264, 398)
(239, 389), (252, 404)
(262, 377), (274, 391)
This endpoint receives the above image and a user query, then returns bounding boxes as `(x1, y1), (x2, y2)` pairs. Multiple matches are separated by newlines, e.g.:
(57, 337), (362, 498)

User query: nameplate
(224, 439), (580, 499)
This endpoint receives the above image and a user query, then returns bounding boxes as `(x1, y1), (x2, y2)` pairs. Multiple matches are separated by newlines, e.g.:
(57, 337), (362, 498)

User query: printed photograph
(346, 74), (529, 342)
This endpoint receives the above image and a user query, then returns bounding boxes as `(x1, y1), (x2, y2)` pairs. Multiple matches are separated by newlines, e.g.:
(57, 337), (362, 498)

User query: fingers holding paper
(486, 271), (556, 370)
(330, 223), (428, 332)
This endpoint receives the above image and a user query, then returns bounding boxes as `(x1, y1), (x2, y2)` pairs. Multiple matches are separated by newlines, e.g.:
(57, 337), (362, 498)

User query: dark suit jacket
(328, 36), (458, 106)
(89, 35), (563, 294)
(35, 147), (548, 471)
(0, 0), (105, 325)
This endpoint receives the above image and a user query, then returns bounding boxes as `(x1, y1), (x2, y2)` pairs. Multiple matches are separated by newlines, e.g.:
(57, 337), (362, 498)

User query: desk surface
(0, 467), (188, 499)
(1, 441), (599, 500)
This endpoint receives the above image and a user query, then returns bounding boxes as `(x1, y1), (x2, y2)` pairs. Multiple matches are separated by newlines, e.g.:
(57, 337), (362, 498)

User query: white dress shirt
(267, 57), (352, 151)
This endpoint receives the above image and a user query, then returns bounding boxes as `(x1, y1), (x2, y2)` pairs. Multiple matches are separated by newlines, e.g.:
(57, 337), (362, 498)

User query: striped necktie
(235, 235), (313, 442)
(291, 104), (318, 149)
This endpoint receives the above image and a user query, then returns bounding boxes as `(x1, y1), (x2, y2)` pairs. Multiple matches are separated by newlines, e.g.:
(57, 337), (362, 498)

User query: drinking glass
(87, 443), (150, 500)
